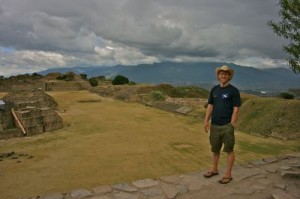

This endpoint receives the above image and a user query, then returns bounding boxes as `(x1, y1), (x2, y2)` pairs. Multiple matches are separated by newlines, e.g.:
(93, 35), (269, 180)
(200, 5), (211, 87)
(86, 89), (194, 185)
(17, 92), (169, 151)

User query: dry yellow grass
(0, 91), (299, 199)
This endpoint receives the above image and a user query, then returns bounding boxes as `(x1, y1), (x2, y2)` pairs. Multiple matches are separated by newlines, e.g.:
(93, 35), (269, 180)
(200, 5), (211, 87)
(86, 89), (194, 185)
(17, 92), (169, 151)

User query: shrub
(56, 75), (67, 80)
(150, 91), (165, 101)
(80, 74), (88, 80)
(112, 75), (129, 85)
(56, 73), (75, 81)
(278, 92), (295, 99)
(89, 78), (99, 87)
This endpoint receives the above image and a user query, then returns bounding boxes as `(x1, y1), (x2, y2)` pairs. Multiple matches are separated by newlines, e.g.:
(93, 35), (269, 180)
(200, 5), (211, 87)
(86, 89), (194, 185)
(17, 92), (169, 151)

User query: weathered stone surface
(160, 175), (181, 184)
(113, 192), (138, 199)
(88, 196), (112, 199)
(112, 184), (138, 192)
(280, 171), (300, 178)
(274, 183), (287, 190)
(228, 182), (253, 196)
(147, 196), (165, 199)
(251, 160), (268, 166)
(140, 187), (163, 197)
(263, 157), (278, 163)
(180, 174), (207, 191)
(280, 166), (292, 170)
(92, 185), (112, 194)
(175, 106), (194, 115)
(271, 190), (297, 199)
(132, 179), (159, 188)
(16, 153), (300, 199)
(290, 164), (300, 168)
(176, 184), (189, 194)
(161, 183), (178, 199)
(252, 185), (266, 191)
(286, 153), (300, 158)
(258, 178), (272, 185)
(232, 167), (263, 182)
(267, 168), (278, 173)
(229, 188), (254, 195)
(70, 189), (92, 198)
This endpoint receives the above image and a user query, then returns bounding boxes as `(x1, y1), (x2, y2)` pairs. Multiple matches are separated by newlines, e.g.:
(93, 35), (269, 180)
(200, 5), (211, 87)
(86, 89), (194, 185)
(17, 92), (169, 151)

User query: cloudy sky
(0, 0), (288, 77)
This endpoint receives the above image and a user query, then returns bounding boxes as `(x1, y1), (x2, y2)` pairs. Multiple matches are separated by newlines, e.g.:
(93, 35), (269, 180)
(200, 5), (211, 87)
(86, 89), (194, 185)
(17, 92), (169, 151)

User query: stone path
(23, 153), (300, 199)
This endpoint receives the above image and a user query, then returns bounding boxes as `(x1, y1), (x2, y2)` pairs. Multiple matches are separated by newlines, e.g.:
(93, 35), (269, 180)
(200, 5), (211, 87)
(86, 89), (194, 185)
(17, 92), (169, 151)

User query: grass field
(0, 91), (299, 199)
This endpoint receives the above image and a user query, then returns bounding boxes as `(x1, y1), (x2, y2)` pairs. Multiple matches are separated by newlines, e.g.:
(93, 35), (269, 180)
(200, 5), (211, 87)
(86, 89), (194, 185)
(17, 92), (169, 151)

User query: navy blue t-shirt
(208, 84), (241, 125)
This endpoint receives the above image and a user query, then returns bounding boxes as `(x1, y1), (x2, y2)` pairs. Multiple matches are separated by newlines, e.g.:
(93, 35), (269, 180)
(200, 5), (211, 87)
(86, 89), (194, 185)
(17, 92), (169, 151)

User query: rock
(140, 187), (163, 197)
(92, 185), (112, 194)
(280, 166), (292, 170)
(263, 157), (278, 163)
(112, 184), (138, 192)
(251, 159), (267, 166)
(161, 183), (178, 199)
(70, 189), (92, 198)
(176, 184), (189, 194)
(280, 171), (300, 179)
(132, 179), (159, 188)
(113, 192), (138, 199)
(274, 183), (287, 190)
(160, 175), (181, 184)
(271, 190), (297, 199)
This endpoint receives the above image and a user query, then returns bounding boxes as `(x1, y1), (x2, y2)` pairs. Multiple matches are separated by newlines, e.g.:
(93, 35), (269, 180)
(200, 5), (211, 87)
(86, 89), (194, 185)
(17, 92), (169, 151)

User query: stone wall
(0, 111), (15, 131)
(165, 97), (207, 107)
(0, 80), (91, 92)
(15, 107), (63, 136)
(0, 90), (64, 139)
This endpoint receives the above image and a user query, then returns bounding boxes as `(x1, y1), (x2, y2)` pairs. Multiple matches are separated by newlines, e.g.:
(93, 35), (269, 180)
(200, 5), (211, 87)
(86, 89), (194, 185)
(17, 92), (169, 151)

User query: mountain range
(39, 62), (300, 92)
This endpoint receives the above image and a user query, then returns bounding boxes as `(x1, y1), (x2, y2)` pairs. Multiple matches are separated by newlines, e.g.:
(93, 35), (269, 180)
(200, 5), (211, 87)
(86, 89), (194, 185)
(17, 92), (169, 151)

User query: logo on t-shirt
(222, 94), (229, 99)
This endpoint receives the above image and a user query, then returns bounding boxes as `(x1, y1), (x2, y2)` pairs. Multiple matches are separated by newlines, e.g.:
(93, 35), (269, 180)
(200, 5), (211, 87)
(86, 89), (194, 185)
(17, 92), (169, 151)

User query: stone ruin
(0, 89), (63, 139)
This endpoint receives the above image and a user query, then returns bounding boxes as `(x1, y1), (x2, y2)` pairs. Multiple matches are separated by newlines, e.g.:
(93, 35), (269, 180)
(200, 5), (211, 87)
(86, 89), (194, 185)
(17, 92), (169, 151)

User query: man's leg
(204, 151), (220, 177)
(211, 152), (220, 172)
(224, 151), (235, 177)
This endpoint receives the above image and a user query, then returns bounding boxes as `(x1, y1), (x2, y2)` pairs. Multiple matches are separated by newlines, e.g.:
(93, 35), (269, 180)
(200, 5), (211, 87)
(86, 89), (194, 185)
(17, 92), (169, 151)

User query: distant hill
(38, 62), (300, 92)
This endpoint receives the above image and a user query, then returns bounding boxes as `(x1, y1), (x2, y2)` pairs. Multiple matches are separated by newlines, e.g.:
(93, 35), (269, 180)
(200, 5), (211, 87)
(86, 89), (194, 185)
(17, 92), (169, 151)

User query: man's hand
(230, 122), (236, 128)
(204, 104), (213, 133)
(204, 122), (210, 133)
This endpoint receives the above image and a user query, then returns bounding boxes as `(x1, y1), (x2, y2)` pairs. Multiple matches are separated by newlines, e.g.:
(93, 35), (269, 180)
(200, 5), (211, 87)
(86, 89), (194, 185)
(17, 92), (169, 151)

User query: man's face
(218, 71), (230, 83)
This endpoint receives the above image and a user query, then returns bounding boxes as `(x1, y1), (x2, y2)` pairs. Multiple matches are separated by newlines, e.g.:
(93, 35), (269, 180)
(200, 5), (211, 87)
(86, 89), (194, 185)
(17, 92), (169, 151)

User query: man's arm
(204, 104), (213, 133)
(231, 106), (239, 127)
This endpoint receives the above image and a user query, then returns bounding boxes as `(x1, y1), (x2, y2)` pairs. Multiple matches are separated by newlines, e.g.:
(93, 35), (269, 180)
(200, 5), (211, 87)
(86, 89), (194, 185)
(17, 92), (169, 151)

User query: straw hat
(215, 65), (234, 80)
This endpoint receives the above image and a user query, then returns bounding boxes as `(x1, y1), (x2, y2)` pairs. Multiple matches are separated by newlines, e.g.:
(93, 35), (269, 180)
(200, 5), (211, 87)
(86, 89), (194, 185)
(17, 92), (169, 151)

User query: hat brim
(215, 67), (234, 80)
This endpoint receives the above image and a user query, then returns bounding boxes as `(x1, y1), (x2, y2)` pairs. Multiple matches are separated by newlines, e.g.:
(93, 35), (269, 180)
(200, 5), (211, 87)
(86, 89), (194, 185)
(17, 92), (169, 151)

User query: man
(203, 65), (241, 184)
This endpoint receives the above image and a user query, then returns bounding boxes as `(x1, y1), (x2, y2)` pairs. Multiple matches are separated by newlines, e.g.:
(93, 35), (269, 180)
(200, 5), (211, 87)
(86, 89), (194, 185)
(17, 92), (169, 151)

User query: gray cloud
(0, 0), (289, 76)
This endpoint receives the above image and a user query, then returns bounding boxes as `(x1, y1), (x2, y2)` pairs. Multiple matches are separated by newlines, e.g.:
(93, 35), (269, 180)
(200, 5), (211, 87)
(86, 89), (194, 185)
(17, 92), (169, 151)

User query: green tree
(268, 0), (300, 73)
(112, 75), (129, 85)
(89, 78), (99, 87)
(32, 73), (43, 78)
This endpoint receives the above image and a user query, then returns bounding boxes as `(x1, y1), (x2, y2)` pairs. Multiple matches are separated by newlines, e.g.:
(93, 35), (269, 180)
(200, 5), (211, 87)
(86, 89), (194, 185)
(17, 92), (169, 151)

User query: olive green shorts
(210, 123), (235, 153)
